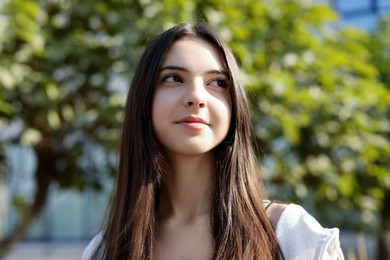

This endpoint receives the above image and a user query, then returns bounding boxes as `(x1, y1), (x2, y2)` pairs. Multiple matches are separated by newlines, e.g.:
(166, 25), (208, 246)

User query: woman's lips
(176, 116), (209, 130)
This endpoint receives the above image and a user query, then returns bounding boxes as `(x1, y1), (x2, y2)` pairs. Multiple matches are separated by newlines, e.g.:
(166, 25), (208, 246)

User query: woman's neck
(158, 152), (214, 223)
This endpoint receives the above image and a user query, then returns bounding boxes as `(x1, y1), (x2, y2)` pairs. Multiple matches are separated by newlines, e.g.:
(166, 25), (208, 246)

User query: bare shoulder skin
(266, 203), (288, 229)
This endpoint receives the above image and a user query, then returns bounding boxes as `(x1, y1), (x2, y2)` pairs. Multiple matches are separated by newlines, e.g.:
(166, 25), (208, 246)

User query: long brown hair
(93, 23), (284, 260)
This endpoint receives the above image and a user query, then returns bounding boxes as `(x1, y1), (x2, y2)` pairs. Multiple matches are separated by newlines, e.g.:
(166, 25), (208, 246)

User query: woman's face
(152, 38), (231, 157)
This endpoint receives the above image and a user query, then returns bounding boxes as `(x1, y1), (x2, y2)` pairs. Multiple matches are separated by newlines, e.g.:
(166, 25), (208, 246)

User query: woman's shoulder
(266, 202), (344, 260)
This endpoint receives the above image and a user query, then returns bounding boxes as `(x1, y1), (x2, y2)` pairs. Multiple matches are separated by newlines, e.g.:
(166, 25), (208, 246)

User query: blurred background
(0, 0), (389, 259)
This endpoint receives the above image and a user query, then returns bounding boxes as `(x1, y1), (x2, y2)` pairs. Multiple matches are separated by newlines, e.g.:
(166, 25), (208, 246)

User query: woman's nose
(183, 78), (207, 109)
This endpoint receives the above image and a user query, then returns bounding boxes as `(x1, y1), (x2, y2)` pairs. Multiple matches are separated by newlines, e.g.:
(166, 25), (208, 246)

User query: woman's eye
(162, 74), (183, 83)
(209, 79), (228, 88)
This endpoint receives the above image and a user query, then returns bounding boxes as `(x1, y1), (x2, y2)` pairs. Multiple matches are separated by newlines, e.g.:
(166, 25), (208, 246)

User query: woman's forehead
(162, 38), (227, 72)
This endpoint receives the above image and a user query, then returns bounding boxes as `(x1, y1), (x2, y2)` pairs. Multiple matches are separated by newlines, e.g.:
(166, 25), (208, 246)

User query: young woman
(82, 23), (344, 260)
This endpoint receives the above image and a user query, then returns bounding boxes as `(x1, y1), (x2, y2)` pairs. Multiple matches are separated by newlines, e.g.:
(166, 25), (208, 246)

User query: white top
(275, 204), (344, 260)
(82, 204), (344, 260)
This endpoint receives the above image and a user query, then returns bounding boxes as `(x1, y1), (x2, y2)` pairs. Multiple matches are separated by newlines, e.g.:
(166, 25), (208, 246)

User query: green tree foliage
(223, 0), (390, 231)
(0, 0), (133, 256)
(0, 0), (389, 258)
(366, 15), (390, 260)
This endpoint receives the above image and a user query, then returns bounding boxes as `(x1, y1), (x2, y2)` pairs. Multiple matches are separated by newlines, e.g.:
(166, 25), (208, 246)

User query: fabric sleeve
(82, 232), (103, 260)
(275, 204), (344, 260)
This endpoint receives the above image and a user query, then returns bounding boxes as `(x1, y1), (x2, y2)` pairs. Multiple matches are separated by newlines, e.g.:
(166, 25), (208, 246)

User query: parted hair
(92, 23), (284, 260)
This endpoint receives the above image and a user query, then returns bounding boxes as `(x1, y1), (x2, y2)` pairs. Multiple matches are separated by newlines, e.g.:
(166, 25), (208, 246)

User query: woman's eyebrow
(205, 69), (228, 77)
(160, 65), (228, 77)
(159, 65), (188, 72)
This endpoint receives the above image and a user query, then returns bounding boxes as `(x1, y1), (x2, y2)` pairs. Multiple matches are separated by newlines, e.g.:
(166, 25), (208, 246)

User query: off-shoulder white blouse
(82, 203), (344, 260)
